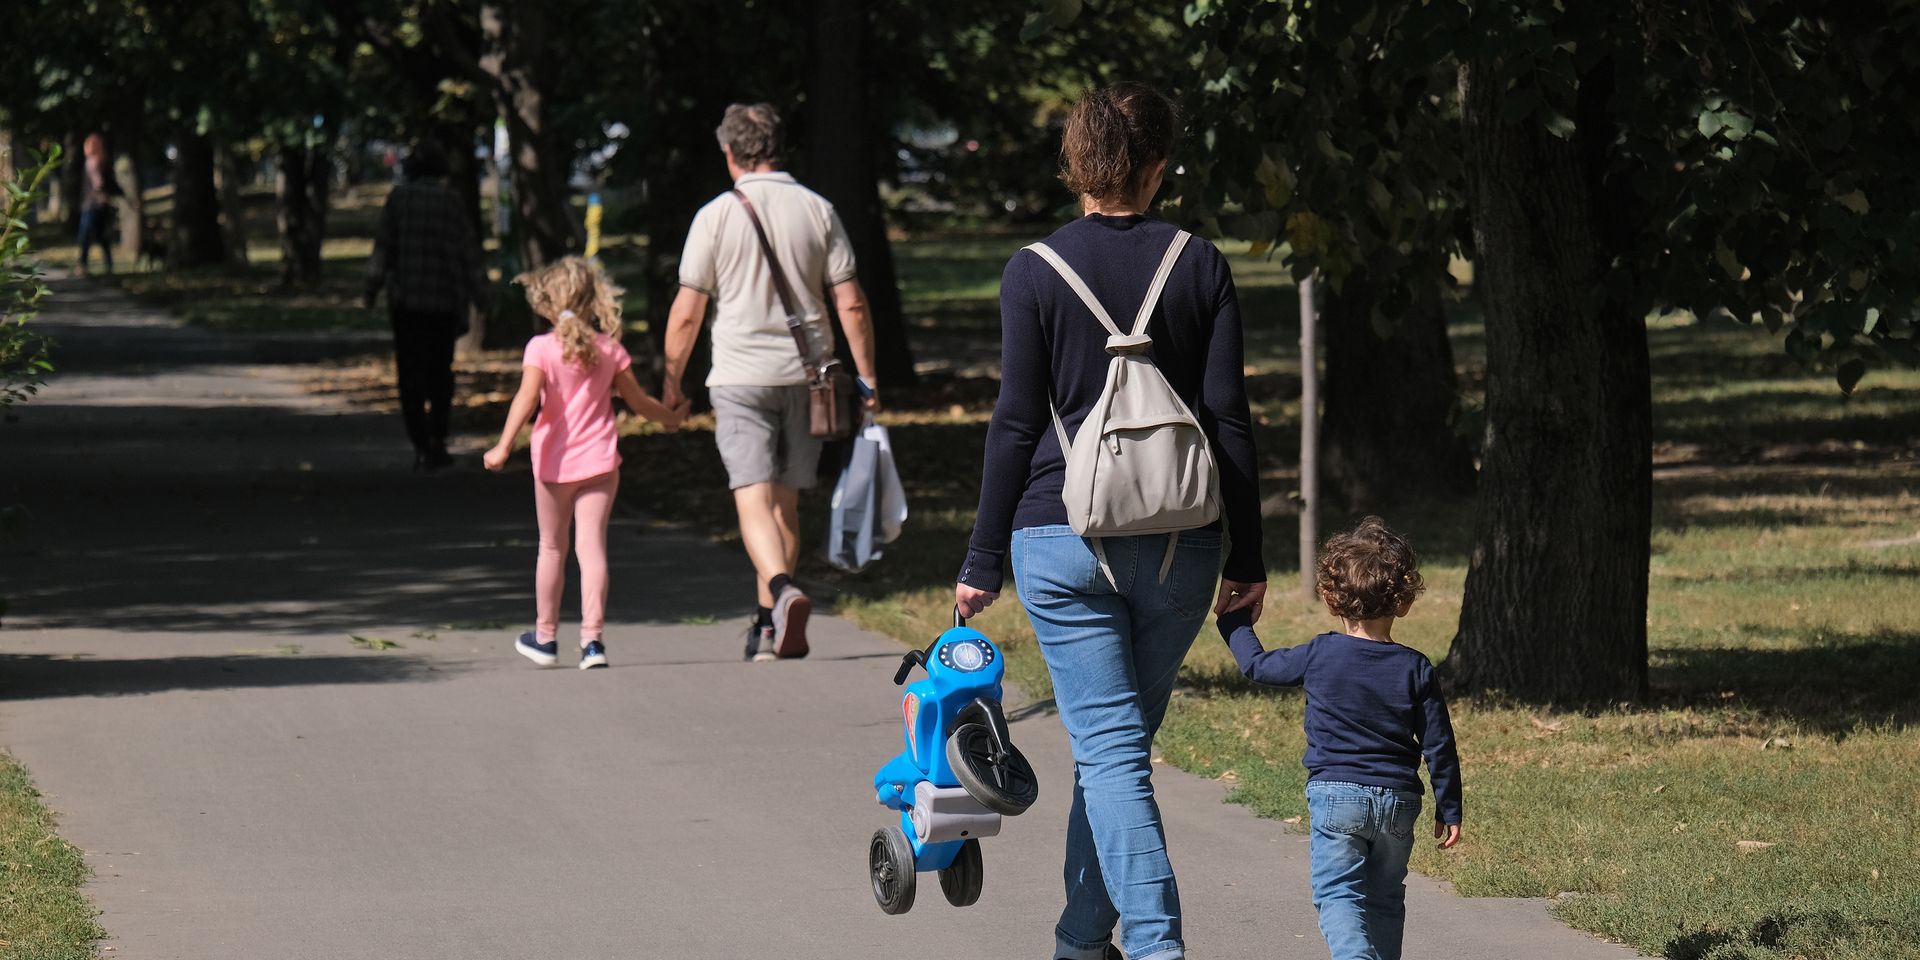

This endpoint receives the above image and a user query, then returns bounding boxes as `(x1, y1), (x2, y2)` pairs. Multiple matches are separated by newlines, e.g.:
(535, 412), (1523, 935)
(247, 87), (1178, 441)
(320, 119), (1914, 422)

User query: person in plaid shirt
(365, 140), (490, 471)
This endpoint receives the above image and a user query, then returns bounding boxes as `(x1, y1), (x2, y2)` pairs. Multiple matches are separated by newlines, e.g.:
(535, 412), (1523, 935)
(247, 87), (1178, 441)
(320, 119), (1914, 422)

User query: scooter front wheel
(947, 722), (1039, 816)
(939, 837), (984, 907)
(869, 825), (917, 915)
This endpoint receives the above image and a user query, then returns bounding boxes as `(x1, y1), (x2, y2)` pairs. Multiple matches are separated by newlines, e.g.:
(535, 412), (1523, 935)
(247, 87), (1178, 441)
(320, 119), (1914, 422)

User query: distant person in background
(76, 133), (116, 278)
(365, 140), (488, 472)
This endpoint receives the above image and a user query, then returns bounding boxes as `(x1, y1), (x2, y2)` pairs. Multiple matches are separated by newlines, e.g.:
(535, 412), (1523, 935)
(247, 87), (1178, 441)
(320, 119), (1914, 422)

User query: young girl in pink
(484, 257), (684, 669)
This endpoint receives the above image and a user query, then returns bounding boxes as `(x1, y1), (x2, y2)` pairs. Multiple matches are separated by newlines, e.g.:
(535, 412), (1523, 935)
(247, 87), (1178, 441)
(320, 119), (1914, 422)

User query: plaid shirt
(366, 180), (487, 315)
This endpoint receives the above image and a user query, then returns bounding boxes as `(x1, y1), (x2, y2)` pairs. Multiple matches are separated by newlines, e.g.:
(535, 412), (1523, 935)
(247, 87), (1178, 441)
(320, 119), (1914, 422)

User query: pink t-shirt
(523, 332), (631, 484)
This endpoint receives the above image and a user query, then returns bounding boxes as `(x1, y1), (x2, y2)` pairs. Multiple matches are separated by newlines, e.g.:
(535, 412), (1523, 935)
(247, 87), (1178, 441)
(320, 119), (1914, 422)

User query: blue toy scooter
(868, 609), (1039, 914)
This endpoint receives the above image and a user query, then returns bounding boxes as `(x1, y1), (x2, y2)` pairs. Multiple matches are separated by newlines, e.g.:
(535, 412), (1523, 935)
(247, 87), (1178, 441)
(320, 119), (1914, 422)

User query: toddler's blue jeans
(1307, 780), (1423, 960)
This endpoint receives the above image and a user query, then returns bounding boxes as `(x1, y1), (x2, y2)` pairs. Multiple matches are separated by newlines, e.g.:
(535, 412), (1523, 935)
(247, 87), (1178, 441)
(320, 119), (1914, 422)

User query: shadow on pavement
(0, 651), (450, 701)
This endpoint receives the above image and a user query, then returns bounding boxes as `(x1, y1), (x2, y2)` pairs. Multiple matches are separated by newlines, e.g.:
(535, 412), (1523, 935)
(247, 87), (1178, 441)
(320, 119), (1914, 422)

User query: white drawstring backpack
(1026, 230), (1221, 586)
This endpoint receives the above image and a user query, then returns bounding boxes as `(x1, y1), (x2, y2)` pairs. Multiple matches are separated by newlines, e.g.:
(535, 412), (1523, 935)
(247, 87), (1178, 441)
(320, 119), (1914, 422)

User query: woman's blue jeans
(1306, 781), (1422, 960)
(1012, 525), (1221, 960)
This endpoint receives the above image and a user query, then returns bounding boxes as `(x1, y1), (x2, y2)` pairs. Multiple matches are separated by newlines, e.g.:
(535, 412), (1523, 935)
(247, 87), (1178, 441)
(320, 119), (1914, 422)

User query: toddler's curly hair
(1316, 516), (1426, 621)
(514, 256), (623, 366)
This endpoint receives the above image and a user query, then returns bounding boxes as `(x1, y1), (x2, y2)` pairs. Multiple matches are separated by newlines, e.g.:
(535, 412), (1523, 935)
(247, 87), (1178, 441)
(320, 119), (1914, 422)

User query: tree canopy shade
(1144, 0), (1920, 702)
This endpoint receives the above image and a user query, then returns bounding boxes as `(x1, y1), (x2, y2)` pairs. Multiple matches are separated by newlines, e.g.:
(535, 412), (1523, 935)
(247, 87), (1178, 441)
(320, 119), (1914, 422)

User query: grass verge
(0, 753), (102, 960)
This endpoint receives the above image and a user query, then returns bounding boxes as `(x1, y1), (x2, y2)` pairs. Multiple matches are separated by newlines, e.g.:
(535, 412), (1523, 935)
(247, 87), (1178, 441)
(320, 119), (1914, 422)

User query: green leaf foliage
(1, 147), (61, 410)
(1176, 0), (1920, 384)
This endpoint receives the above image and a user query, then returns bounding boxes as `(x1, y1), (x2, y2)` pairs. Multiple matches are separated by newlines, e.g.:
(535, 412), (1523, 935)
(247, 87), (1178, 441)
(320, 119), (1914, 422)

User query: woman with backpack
(954, 84), (1266, 960)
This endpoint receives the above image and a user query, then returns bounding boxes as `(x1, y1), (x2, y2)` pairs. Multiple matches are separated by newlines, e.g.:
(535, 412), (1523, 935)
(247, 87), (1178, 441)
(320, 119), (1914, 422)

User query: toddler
(484, 257), (684, 669)
(1216, 516), (1463, 960)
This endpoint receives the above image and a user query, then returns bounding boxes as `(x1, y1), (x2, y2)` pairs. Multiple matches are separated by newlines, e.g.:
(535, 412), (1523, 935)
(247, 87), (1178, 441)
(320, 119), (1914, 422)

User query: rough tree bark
(480, 1), (581, 273)
(114, 152), (143, 262)
(1321, 271), (1476, 508)
(276, 143), (330, 287)
(1445, 59), (1651, 704)
(169, 130), (227, 268)
(805, 0), (917, 386)
(216, 144), (251, 267)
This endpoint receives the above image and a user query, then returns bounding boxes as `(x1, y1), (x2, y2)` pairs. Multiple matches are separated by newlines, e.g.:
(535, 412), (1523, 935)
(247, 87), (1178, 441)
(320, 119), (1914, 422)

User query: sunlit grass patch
(0, 753), (103, 960)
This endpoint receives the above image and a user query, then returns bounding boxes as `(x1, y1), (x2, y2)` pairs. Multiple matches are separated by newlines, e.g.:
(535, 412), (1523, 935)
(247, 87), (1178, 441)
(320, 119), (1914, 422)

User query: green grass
(0, 753), (102, 960)
(104, 199), (1920, 959)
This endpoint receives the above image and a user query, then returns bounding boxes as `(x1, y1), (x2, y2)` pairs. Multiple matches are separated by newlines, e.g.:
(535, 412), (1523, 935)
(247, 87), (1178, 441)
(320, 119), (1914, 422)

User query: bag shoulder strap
(1024, 242), (1125, 339)
(1133, 231), (1191, 336)
(731, 189), (816, 369)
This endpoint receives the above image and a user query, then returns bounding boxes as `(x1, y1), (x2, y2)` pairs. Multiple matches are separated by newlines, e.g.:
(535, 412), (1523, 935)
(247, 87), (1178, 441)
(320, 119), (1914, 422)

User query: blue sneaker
(515, 631), (558, 667)
(579, 640), (608, 670)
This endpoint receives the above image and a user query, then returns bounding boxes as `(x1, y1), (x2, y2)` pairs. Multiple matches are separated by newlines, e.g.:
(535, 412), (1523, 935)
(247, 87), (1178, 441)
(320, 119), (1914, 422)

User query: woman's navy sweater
(959, 214), (1265, 593)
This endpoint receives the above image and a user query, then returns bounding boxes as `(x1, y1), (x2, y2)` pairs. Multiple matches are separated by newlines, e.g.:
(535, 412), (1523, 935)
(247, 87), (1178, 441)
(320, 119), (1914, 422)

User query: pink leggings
(533, 470), (618, 645)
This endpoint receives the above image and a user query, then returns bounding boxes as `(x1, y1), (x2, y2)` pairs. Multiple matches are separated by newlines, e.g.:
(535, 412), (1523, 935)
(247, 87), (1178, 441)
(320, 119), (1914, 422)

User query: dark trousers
(77, 206), (114, 273)
(391, 309), (459, 452)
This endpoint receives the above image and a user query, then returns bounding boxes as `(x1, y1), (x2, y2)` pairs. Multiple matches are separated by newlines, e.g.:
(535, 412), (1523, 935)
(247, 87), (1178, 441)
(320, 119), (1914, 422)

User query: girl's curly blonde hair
(514, 256), (623, 366)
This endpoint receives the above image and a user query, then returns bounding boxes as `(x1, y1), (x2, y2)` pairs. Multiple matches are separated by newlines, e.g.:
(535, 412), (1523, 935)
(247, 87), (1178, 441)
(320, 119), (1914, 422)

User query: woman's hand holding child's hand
(1434, 821), (1462, 850)
(482, 443), (511, 472)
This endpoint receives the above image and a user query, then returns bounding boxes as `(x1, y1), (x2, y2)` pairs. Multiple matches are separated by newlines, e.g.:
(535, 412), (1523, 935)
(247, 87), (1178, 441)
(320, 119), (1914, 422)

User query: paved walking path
(0, 281), (1642, 959)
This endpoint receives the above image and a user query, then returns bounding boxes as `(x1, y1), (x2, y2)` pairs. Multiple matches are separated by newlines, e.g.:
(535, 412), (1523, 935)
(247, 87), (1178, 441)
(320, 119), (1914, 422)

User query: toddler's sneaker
(771, 584), (811, 659)
(579, 640), (608, 670)
(743, 624), (776, 663)
(515, 632), (558, 667)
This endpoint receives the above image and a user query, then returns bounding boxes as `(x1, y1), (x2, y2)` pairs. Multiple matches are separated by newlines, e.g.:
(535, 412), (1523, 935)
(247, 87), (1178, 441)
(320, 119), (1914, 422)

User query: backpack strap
(1024, 242), (1125, 339)
(1132, 231), (1191, 337)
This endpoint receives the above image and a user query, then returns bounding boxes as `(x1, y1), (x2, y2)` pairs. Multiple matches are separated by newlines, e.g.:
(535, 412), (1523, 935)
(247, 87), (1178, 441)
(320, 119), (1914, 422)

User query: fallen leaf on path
(1735, 840), (1777, 854)
(350, 635), (402, 651)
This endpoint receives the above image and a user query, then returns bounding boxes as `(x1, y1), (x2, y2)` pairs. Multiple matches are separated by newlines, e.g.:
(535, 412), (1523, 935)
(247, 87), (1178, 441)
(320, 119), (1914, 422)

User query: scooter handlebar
(893, 608), (967, 685)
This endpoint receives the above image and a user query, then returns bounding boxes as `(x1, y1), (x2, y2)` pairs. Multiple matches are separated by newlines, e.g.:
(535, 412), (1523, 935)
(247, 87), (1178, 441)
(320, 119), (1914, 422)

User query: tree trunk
(276, 144), (329, 287)
(169, 131), (227, 268)
(805, 0), (917, 386)
(480, 1), (580, 274)
(114, 152), (144, 261)
(1321, 272), (1476, 508)
(216, 145), (251, 268)
(1445, 60), (1651, 704)
(54, 133), (81, 230)
(0, 129), (13, 188)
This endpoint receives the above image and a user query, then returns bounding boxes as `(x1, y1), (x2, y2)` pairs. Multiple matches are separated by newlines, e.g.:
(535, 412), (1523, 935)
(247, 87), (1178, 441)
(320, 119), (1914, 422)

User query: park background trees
(5, 0), (1916, 704)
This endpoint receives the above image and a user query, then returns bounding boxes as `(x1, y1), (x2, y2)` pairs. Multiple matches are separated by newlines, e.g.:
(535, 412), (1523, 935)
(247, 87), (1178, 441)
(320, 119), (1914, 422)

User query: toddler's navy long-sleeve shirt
(1218, 609), (1463, 824)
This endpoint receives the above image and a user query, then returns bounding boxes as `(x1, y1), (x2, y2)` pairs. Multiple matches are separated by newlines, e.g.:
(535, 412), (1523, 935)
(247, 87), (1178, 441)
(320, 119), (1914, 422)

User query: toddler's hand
(1434, 821), (1462, 850)
(482, 444), (510, 472)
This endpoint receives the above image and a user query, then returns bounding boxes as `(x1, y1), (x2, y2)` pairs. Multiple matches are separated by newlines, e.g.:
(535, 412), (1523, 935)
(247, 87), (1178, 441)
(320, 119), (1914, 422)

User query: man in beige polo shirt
(662, 102), (879, 663)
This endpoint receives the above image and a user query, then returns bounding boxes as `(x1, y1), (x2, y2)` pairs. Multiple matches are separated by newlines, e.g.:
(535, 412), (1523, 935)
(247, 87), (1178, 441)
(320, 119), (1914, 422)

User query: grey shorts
(710, 384), (824, 491)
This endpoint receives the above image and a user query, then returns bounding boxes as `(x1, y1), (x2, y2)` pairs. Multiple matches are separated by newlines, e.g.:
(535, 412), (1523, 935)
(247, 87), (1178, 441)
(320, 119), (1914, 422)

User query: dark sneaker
(771, 584), (811, 659)
(515, 631), (558, 667)
(744, 624), (776, 663)
(579, 640), (608, 670)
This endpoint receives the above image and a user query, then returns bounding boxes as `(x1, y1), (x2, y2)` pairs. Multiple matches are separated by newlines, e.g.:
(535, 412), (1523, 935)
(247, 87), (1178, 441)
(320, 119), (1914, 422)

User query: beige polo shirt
(678, 172), (858, 387)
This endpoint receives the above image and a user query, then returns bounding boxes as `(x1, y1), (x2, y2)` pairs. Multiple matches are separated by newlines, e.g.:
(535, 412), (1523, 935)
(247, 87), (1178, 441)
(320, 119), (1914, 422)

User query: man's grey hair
(716, 103), (783, 169)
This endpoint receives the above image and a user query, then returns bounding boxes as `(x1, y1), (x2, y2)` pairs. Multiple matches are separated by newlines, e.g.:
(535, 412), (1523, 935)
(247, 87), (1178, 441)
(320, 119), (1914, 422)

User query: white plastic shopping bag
(826, 420), (907, 572)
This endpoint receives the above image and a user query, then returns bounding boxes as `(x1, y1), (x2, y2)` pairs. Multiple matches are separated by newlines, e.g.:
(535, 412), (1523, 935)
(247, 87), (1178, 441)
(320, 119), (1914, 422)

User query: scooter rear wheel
(869, 825), (917, 915)
(947, 722), (1040, 816)
(939, 837), (984, 907)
